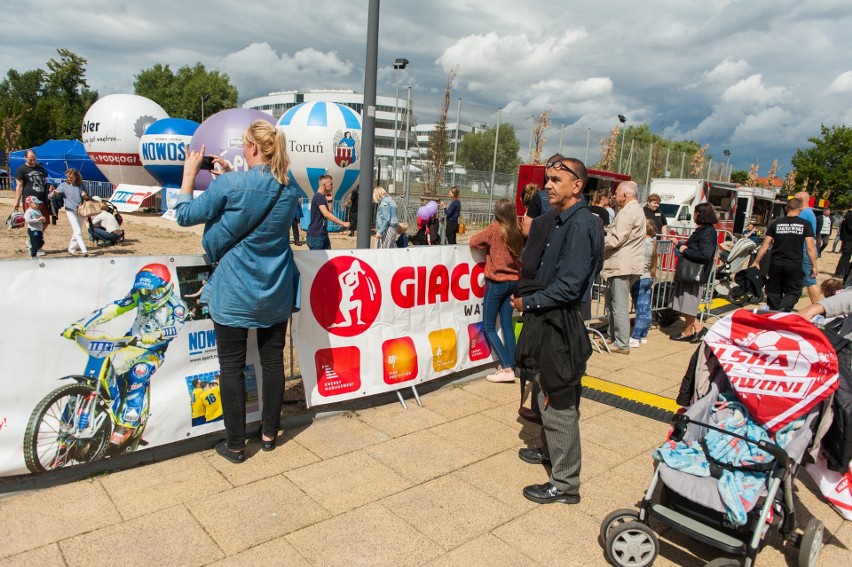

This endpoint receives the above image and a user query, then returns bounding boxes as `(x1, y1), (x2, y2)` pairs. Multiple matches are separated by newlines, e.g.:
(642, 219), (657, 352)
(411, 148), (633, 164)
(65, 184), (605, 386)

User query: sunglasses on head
(546, 159), (580, 179)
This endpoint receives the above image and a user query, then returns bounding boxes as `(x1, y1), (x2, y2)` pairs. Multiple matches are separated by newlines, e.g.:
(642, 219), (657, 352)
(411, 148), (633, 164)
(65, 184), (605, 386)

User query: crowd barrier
(0, 247), (496, 477)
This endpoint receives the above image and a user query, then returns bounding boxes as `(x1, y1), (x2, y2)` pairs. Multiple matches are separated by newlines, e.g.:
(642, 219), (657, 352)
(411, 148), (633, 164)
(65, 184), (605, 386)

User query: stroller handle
(669, 413), (790, 469)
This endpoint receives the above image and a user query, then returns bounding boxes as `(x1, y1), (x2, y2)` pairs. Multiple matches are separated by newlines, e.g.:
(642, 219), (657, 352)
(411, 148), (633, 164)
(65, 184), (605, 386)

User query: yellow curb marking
(582, 375), (681, 413)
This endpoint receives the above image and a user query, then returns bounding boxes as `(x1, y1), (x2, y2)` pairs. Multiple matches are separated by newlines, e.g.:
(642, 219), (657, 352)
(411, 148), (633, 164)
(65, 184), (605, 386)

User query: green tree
(730, 169), (748, 184)
(790, 124), (852, 203)
(456, 124), (522, 193)
(134, 63), (238, 121)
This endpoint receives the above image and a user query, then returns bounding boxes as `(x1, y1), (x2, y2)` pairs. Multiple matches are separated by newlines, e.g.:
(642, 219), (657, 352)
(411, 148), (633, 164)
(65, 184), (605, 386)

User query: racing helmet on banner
(132, 263), (174, 313)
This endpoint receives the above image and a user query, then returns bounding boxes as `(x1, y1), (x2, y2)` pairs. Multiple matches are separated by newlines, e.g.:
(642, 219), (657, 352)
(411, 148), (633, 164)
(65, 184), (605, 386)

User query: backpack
(6, 211), (25, 229)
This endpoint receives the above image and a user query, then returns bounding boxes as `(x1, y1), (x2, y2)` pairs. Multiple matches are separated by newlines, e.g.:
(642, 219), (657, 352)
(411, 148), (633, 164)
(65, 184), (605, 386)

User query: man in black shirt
(751, 197), (817, 311)
(14, 149), (51, 231)
(511, 155), (604, 505)
(643, 193), (667, 235)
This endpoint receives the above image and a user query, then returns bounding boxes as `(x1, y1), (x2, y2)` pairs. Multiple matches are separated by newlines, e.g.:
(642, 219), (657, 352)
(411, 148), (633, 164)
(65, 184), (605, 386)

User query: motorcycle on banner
(23, 263), (186, 473)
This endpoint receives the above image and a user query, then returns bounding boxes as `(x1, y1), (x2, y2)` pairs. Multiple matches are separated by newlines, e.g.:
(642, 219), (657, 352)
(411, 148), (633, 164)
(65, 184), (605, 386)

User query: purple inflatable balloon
(188, 108), (274, 190)
(417, 205), (429, 220)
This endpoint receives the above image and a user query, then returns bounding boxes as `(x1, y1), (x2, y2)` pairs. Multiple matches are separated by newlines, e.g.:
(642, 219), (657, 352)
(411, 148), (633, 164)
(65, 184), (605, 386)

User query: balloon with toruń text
(140, 118), (199, 189)
(82, 94), (169, 186)
(276, 101), (362, 201)
(188, 108), (276, 191)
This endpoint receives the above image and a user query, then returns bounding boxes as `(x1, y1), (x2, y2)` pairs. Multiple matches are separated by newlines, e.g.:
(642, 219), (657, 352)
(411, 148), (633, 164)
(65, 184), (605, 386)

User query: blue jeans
(307, 235), (331, 250)
(482, 279), (516, 369)
(630, 277), (653, 340)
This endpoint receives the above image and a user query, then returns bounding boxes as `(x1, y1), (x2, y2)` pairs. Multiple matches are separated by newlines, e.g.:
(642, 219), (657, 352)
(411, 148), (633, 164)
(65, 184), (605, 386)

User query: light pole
(723, 149), (731, 182)
(392, 58), (408, 193)
(201, 94), (210, 122)
(617, 114), (627, 172)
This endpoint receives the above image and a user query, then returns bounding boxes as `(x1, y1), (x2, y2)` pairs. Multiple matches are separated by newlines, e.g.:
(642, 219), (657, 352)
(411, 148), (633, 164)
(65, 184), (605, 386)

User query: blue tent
(9, 139), (109, 183)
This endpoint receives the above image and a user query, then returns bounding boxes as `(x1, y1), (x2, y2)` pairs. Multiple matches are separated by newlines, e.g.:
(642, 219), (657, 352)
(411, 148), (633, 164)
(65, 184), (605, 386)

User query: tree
(456, 123), (522, 193)
(134, 63), (238, 122)
(790, 124), (852, 203)
(424, 68), (456, 196)
(730, 170), (748, 184)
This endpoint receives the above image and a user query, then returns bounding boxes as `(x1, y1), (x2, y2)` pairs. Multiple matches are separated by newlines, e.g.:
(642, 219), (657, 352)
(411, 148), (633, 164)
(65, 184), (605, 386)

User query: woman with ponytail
(470, 198), (523, 382)
(176, 120), (300, 463)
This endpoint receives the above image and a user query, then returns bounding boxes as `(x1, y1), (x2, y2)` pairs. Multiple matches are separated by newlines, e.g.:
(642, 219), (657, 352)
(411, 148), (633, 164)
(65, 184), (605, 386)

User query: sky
(2, 0), (851, 175)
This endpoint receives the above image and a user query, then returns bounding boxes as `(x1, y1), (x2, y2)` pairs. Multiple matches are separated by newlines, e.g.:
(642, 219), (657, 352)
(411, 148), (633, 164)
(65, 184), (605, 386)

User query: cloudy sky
(2, 0), (851, 174)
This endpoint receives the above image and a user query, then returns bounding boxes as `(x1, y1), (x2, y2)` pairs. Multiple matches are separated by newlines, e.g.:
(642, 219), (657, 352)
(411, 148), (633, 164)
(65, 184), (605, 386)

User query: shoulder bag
(674, 257), (704, 283)
(78, 199), (102, 217)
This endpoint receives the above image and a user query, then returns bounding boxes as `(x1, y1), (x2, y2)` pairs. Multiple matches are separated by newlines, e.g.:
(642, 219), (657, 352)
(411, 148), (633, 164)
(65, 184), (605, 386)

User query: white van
(649, 178), (739, 235)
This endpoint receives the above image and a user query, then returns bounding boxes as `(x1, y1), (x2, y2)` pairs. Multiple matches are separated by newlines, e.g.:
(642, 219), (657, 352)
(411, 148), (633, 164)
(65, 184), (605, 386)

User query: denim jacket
(175, 165), (301, 328)
(376, 196), (398, 234)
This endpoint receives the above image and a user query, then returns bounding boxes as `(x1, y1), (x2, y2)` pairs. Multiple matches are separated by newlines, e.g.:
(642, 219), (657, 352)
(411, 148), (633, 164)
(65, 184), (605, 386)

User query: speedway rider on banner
(61, 264), (187, 444)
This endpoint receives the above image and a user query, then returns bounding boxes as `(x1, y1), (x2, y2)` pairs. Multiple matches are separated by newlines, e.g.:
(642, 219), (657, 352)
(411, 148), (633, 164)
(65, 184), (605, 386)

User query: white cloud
(826, 70), (852, 94)
(703, 57), (750, 84)
(721, 75), (787, 108)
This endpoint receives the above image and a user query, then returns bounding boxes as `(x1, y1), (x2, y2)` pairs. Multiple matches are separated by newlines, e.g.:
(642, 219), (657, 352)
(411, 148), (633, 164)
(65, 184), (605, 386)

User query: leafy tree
(456, 123), (522, 192)
(790, 124), (852, 203)
(134, 63), (238, 122)
(730, 169), (748, 184)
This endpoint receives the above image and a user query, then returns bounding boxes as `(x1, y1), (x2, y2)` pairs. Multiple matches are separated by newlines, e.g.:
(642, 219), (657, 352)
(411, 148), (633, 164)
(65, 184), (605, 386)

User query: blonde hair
(373, 186), (389, 202)
(396, 222), (408, 235)
(493, 198), (524, 260)
(243, 120), (290, 185)
(521, 183), (539, 207)
(65, 168), (83, 186)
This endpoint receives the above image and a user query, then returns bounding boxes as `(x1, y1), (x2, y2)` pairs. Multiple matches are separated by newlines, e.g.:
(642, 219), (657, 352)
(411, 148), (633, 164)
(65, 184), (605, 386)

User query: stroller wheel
(797, 518), (823, 567)
(728, 286), (748, 306)
(600, 508), (641, 545)
(605, 521), (658, 567)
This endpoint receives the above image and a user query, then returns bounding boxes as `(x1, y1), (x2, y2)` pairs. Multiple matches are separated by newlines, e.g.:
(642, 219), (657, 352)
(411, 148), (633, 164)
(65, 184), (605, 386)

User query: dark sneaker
(523, 482), (580, 504)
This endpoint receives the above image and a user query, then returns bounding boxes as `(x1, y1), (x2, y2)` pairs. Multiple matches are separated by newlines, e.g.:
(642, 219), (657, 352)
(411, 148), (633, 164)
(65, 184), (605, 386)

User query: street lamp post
(392, 58), (409, 193)
(617, 114), (627, 172)
(723, 149), (731, 182)
(201, 94), (210, 122)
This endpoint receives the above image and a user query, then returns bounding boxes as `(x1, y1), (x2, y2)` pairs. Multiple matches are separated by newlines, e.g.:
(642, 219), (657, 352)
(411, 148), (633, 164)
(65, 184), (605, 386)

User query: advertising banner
(0, 256), (265, 477)
(292, 246), (493, 408)
(109, 184), (163, 212)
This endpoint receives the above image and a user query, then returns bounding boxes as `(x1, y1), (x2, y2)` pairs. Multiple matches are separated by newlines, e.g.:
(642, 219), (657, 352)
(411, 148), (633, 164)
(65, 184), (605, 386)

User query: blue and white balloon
(276, 102), (362, 200)
(140, 118), (199, 188)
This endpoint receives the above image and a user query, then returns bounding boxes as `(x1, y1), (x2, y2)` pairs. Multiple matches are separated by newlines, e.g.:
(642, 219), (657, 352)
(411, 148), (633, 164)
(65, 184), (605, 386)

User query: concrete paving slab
(491, 501), (608, 566)
(418, 385), (498, 420)
(185, 475), (330, 555)
(595, 367), (680, 396)
(0, 544), (65, 567)
(365, 429), (480, 484)
(286, 502), (444, 566)
(381, 475), (519, 551)
(355, 401), (448, 438)
(581, 412), (667, 460)
(453, 450), (545, 513)
(428, 413), (523, 458)
(99, 453), (231, 520)
(0, 478), (120, 559)
(461, 377), (522, 404)
(481, 400), (537, 431)
(59, 505), (221, 567)
(424, 533), (537, 566)
(575, 453), (660, 525)
(205, 436), (321, 487)
(207, 535), (311, 567)
(284, 450), (412, 515)
(286, 414), (390, 460)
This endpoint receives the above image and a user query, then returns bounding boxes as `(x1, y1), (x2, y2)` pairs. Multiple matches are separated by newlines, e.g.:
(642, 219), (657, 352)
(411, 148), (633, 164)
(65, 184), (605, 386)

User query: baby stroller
(728, 267), (766, 306)
(714, 238), (757, 297)
(601, 310), (838, 567)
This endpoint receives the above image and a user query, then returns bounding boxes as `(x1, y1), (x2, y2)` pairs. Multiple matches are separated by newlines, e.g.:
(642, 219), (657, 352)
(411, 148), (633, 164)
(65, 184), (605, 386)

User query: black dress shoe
(689, 328), (708, 343)
(523, 482), (580, 504)
(215, 440), (245, 463)
(252, 425), (277, 452)
(518, 406), (542, 424)
(519, 447), (551, 465)
(670, 332), (696, 342)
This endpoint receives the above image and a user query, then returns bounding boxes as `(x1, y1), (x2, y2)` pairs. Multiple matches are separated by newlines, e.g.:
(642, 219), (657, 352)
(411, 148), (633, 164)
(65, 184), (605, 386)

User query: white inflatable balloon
(82, 94), (169, 186)
(276, 102), (362, 200)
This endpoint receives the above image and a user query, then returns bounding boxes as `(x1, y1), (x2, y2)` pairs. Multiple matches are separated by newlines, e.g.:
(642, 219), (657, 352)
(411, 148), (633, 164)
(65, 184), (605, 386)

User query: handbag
(674, 257), (704, 283)
(78, 200), (102, 217)
(457, 221), (465, 235)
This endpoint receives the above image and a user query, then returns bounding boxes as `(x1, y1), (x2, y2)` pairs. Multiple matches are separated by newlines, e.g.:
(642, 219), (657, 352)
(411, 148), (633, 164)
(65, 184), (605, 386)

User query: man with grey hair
(601, 181), (646, 353)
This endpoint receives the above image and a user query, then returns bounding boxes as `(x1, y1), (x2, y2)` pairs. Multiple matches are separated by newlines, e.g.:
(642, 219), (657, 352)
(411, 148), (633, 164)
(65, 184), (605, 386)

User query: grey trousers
(537, 375), (582, 495)
(606, 274), (638, 349)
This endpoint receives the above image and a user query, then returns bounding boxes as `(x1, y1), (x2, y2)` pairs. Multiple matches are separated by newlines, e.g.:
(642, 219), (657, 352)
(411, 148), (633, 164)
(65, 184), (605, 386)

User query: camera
(200, 156), (216, 170)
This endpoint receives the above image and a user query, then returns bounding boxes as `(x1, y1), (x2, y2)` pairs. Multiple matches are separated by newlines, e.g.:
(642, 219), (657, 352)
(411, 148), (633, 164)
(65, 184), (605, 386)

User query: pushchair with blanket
(601, 310), (838, 567)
